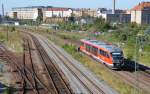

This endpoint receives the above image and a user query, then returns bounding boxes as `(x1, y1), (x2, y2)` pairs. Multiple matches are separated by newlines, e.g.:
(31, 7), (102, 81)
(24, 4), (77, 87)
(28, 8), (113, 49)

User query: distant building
(8, 6), (73, 23)
(106, 14), (131, 23)
(43, 8), (73, 18)
(72, 9), (82, 17)
(43, 7), (73, 22)
(8, 6), (45, 21)
(97, 8), (131, 23)
(97, 8), (112, 17)
(73, 8), (97, 18)
(131, 2), (150, 24)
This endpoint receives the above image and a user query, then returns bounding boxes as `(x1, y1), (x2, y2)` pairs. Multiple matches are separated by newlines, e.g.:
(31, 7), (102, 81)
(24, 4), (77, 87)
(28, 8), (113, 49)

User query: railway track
(22, 34), (56, 94)
(23, 36), (51, 94)
(42, 37), (105, 94)
(0, 40), (51, 94)
(29, 33), (117, 94)
(26, 33), (73, 94)
(0, 45), (42, 94)
(0, 33), (73, 94)
(23, 38), (39, 94)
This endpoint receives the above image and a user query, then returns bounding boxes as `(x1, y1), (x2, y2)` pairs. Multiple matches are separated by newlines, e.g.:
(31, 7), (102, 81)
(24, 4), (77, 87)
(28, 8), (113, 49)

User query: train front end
(111, 51), (124, 69)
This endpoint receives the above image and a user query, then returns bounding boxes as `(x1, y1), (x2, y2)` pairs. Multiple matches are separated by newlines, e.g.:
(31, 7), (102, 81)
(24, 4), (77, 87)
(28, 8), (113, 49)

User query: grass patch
(0, 26), (23, 54)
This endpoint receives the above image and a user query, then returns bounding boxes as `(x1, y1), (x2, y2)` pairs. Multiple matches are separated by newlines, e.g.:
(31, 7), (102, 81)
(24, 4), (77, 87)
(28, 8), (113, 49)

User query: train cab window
(111, 52), (123, 60)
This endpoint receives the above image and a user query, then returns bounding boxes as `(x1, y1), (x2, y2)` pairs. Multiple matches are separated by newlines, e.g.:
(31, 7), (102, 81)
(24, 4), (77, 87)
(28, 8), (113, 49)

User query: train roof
(81, 39), (122, 53)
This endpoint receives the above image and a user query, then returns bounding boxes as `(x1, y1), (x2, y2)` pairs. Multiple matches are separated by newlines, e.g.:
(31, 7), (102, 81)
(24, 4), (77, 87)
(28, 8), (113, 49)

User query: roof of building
(132, 2), (150, 11)
(44, 7), (72, 11)
(81, 39), (122, 53)
(12, 6), (53, 9)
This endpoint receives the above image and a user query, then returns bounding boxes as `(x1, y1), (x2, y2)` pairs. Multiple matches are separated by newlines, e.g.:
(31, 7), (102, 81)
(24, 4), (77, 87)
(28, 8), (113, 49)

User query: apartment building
(97, 8), (131, 23)
(43, 7), (73, 22)
(73, 8), (97, 17)
(131, 2), (150, 24)
(8, 6), (44, 21)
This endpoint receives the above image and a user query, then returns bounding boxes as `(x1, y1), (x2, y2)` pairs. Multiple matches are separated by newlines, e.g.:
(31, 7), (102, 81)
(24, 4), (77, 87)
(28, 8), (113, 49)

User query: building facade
(73, 8), (97, 18)
(131, 2), (150, 24)
(106, 14), (131, 23)
(43, 8), (73, 18)
(9, 6), (44, 21)
(97, 8), (131, 23)
(42, 8), (73, 22)
(9, 6), (74, 23)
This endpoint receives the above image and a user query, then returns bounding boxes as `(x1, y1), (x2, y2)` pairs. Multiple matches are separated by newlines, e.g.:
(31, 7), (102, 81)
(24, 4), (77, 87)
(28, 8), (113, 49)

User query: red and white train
(79, 39), (124, 69)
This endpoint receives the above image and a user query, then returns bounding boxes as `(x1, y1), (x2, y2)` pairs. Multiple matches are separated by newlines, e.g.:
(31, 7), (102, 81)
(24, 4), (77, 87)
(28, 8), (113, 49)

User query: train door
(98, 49), (103, 60)
(98, 49), (112, 64)
(104, 51), (112, 65)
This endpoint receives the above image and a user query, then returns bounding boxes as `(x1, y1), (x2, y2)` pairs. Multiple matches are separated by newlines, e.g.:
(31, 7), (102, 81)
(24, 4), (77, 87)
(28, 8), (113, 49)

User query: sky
(0, 0), (147, 13)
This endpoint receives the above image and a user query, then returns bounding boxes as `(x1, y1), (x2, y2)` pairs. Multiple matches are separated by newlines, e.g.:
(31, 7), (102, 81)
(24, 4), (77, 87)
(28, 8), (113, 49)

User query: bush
(127, 54), (134, 60)
(4, 87), (10, 94)
(62, 44), (76, 54)
(11, 26), (15, 32)
(0, 32), (5, 42)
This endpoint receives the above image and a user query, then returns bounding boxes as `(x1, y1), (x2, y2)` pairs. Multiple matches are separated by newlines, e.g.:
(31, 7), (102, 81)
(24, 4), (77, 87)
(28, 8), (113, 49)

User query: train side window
(99, 49), (104, 56)
(102, 51), (105, 56)
(86, 44), (91, 52)
(92, 46), (98, 55)
(100, 49), (103, 56)
(99, 49), (102, 55)
(104, 52), (109, 58)
(104, 51), (106, 57)
(99, 49), (109, 58)
(106, 53), (109, 58)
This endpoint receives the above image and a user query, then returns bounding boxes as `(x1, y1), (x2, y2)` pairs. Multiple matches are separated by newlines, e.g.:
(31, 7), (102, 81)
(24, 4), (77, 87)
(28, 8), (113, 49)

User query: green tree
(36, 15), (43, 24)
(94, 17), (111, 32)
(68, 13), (75, 23)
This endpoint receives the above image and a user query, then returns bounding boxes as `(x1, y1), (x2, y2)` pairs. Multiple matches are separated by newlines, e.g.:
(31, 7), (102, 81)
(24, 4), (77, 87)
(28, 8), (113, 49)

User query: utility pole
(1, 3), (5, 23)
(6, 25), (8, 41)
(2, 4), (4, 17)
(2, 3), (8, 41)
(112, 0), (116, 14)
(134, 36), (139, 94)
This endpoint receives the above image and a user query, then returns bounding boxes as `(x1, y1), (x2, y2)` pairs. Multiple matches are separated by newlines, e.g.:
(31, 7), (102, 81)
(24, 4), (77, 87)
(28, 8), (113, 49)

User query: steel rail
(41, 37), (106, 94)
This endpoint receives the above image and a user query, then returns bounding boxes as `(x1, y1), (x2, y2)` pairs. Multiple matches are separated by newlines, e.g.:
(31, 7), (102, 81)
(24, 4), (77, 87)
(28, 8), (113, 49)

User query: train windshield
(111, 52), (123, 60)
